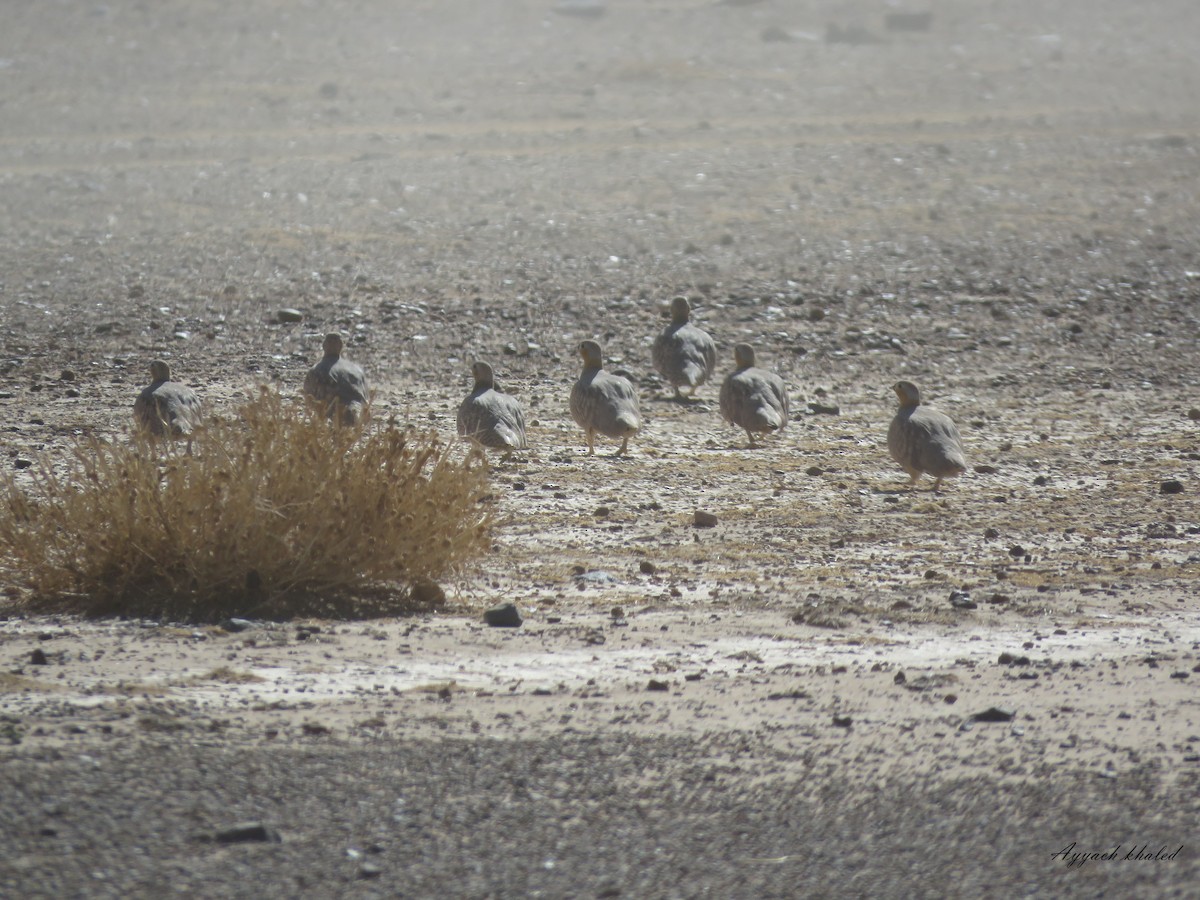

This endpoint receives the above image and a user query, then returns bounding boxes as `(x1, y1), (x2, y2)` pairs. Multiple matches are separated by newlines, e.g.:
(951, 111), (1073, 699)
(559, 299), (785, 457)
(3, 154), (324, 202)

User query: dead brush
(0, 388), (493, 622)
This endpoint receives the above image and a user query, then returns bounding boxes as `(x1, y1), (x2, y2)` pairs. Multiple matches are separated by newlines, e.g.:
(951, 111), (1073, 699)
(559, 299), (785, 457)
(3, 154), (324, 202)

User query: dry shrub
(0, 389), (492, 622)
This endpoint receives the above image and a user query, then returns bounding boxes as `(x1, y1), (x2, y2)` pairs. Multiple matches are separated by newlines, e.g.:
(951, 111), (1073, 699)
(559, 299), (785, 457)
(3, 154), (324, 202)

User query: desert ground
(2, 1), (1200, 897)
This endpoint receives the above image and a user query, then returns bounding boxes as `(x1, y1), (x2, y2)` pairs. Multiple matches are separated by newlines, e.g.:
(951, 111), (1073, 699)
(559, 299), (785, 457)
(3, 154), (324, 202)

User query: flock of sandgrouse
(133, 297), (968, 491)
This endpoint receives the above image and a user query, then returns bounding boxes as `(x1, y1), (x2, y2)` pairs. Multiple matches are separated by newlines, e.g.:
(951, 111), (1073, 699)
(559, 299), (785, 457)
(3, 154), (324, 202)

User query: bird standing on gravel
(457, 361), (528, 455)
(719, 343), (789, 447)
(570, 340), (640, 455)
(304, 333), (369, 426)
(133, 360), (203, 449)
(887, 380), (967, 492)
(651, 296), (717, 400)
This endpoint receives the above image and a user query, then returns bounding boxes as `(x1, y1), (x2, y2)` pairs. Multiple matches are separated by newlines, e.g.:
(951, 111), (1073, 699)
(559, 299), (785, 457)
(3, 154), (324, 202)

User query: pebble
(832, 715), (853, 728)
(806, 401), (840, 416)
(972, 706), (1016, 723)
(220, 618), (256, 633)
(647, 679), (670, 692)
(212, 822), (281, 844)
(1160, 479), (1184, 494)
(693, 510), (719, 528)
(30, 648), (49, 665)
(276, 308), (304, 324)
(484, 602), (523, 628)
(638, 560), (656, 575)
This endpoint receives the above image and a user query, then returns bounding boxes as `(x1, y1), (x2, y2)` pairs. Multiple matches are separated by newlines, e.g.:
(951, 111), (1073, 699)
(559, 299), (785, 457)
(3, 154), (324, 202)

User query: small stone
(974, 464), (998, 474)
(220, 618), (256, 633)
(693, 510), (719, 528)
(647, 679), (670, 692)
(1008, 545), (1026, 558)
(805, 466), (823, 476)
(893, 671), (906, 685)
(484, 602), (523, 628)
(806, 401), (840, 416)
(357, 863), (383, 880)
(1160, 480), (1184, 495)
(15, 458), (33, 470)
(831, 715), (853, 728)
(638, 560), (656, 575)
(610, 607), (624, 619)
(984, 527), (1000, 540)
(972, 706), (1016, 723)
(213, 822), (281, 844)
(276, 308), (304, 324)
(30, 648), (49, 665)
(1187, 408), (1200, 421)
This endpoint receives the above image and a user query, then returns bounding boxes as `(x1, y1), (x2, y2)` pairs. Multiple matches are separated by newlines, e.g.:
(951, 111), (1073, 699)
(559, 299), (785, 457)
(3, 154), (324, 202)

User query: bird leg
(586, 430), (595, 455)
(615, 436), (629, 456)
(746, 429), (758, 449)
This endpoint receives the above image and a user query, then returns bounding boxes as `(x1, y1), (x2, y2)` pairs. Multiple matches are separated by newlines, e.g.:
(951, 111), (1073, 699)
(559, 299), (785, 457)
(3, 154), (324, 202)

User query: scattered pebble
(276, 308), (304, 324)
(1160, 479), (1184, 494)
(693, 510), (719, 528)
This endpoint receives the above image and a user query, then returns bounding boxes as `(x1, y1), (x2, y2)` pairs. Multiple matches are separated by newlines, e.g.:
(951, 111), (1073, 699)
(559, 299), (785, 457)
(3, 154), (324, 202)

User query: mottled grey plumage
(719, 343), (788, 447)
(570, 340), (640, 455)
(457, 361), (528, 454)
(133, 361), (203, 444)
(887, 380), (967, 492)
(652, 296), (717, 400)
(304, 333), (369, 426)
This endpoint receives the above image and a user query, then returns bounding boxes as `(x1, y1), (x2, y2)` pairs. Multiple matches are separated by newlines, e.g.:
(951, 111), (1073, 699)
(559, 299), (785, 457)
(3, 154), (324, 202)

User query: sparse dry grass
(0, 389), (493, 622)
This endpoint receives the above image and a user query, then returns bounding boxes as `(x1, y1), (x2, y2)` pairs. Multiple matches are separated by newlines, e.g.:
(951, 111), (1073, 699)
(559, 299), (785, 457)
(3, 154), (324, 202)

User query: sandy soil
(2, 1), (1200, 896)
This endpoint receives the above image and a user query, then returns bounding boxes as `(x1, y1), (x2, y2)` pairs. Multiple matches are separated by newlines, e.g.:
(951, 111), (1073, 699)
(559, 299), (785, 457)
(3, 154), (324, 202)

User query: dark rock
(805, 466), (823, 476)
(974, 464), (998, 474)
(30, 648), (49, 665)
(220, 618), (256, 633)
(213, 822), (281, 844)
(638, 560), (656, 575)
(972, 706), (1016, 723)
(276, 308), (304, 324)
(693, 510), (719, 528)
(806, 401), (840, 416)
(484, 602), (523, 628)
(893, 671), (906, 685)
(15, 458), (33, 470)
(1160, 479), (1184, 494)
(357, 862), (383, 880)
(832, 715), (853, 728)
(647, 679), (670, 692)
(1008, 545), (1026, 558)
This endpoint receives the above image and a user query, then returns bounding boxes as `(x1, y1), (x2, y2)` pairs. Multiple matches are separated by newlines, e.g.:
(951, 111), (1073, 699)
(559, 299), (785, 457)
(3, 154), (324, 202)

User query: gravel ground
(2, 0), (1200, 896)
